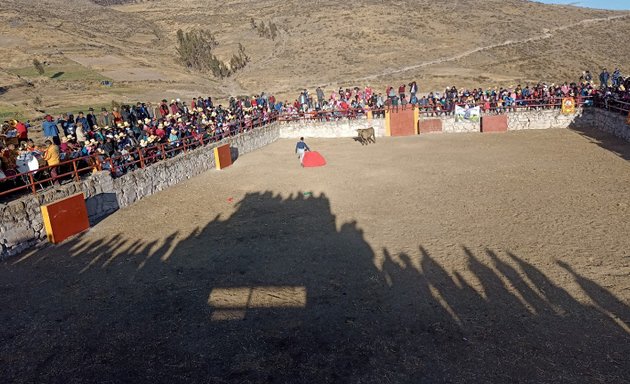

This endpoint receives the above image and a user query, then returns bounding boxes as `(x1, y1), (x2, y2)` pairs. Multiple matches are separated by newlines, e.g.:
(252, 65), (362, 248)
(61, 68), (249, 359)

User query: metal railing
(595, 98), (630, 115)
(0, 113), (278, 198)
(0, 154), (100, 198)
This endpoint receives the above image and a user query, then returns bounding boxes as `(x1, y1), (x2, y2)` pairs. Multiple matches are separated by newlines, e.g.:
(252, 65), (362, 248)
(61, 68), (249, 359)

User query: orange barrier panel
(388, 107), (417, 136)
(419, 119), (442, 133)
(562, 97), (576, 115)
(214, 144), (233, 170)
(481, 115), (508, 133)
(40, 193), (90, 244)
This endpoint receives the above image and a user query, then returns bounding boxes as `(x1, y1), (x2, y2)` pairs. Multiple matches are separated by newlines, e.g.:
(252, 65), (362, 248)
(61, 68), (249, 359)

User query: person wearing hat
(42, 115), (60, 145)
(102, 137), (115, 156)
(98, 107), (111, 128)
(93, 127), (105, 142)
(87, 108), (97, 129)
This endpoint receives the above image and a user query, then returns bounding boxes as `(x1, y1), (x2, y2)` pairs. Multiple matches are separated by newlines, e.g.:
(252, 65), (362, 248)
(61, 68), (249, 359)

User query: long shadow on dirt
(569, 109), (630, 161)
(0, 192), (628, 383)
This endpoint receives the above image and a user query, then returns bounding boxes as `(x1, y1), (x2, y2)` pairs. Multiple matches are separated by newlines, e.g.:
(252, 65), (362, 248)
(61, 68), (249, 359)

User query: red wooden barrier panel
(419, 119), (442, 133)
(481, 115), (508, 133)
(214, 144), (233, 170)
(389, 107), (416, 136)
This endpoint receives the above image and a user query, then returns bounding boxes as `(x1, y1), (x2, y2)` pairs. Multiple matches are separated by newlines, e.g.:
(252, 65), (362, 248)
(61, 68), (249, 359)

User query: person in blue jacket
(42, 115), (60, 145)
(295, 137), (310, 163)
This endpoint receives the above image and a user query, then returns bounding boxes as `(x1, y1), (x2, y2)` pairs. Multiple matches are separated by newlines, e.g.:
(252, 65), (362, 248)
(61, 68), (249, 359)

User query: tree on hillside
(175, 29), (248, 79)
(257, 21), (267, 38)
(253, 19), (279, 41)
(269, 23), (278, 41)
(32, 59), (45, 76)
(176, 29), (219, 71)
(229, 43), (250, 72)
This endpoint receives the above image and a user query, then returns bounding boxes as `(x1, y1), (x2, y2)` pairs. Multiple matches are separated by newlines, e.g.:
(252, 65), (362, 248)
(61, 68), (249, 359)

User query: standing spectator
(409, 81), (418, 98)
(599, 69), (610, 88)
(97, 107), (111, 128)
(43, 140), (60, 185)
(86, 108), (97, 128)
(387, 86), (396, 101)
(146, 102), (156, 119)
(159, 100), (169, 117)
(299, 91), (308, 112)
(112, 107), (123, 126)
(584, 70), (593, 83)
(42, 115), (60, 145)
(398, 84), (406, 101)
(612, 68), (622, 87)
(14, 120), (28, 144)
(76, 112), (89, 133)
(56, 114), (74, 137)
(316, 87), (325, 105)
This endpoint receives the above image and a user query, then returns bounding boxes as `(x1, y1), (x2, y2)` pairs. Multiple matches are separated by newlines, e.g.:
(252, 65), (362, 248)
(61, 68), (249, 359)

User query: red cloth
(302, 151), (326, 167)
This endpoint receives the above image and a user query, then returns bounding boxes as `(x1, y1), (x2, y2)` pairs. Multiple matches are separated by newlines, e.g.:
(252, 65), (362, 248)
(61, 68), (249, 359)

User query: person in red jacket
(11, 120), (28, 144)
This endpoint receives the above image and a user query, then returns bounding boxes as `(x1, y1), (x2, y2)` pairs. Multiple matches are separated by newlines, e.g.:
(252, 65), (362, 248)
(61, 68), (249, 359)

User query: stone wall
(279, 116), (386, 138)
(422, 108), (630, 142)
(441, 117), (480, 133)
(507, 109), (588, 131)
(572, 108), (630, 142)
(0, 124), (280, 259)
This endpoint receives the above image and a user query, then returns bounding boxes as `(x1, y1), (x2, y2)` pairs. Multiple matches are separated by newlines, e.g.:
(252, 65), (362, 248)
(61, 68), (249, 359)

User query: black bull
(356, 127), (376, 145)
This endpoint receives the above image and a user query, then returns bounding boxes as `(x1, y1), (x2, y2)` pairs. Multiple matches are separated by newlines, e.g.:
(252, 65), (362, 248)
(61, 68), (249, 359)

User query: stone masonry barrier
(279, 116), (386, 138)
(1, 108), (628, 259)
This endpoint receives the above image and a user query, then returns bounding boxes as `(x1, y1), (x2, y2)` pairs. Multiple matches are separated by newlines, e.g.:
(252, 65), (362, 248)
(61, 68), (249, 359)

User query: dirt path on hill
(356, 14), (630, 81)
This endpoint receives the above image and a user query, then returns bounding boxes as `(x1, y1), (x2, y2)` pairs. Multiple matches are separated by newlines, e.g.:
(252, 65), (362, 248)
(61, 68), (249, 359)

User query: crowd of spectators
(0, 96), (275, 185)
(285, 68), (630, 118)
(1, 68), (628, 192)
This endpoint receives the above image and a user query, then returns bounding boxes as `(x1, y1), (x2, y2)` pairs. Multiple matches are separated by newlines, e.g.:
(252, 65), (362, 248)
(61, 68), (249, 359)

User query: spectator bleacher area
(1, 73), (629, 201)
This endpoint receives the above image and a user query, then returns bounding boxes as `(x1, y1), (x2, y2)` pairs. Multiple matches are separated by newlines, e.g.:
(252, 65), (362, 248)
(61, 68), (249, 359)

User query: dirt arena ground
(1, 128), (629, 383)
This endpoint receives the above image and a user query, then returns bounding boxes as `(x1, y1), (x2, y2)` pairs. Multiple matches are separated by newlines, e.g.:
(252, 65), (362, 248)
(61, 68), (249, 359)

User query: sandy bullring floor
(1, 128), (629, 383)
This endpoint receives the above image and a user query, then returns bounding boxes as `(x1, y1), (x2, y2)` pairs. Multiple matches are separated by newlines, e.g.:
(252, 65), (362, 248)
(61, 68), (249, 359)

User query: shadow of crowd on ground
(569, 111), (630, 161)
(1, 192), (628, 383)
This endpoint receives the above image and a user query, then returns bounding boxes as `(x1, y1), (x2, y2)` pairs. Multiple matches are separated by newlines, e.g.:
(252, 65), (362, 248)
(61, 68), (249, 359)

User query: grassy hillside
(0, 0), (629, 118)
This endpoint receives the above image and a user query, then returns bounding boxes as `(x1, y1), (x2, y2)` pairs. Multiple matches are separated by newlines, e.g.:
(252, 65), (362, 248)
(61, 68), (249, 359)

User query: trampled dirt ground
(1, 128), (629, 383)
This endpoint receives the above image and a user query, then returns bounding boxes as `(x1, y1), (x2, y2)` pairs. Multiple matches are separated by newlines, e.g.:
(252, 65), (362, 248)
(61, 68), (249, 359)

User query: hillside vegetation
(0, 0), (629, 118)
